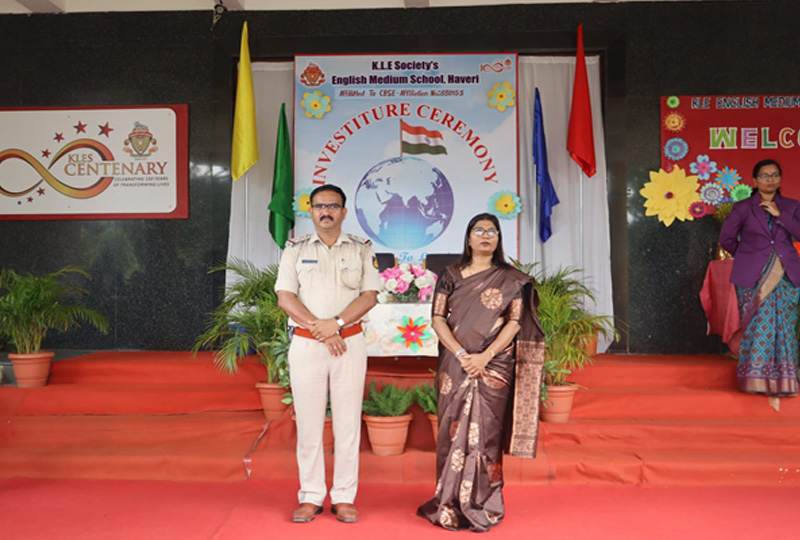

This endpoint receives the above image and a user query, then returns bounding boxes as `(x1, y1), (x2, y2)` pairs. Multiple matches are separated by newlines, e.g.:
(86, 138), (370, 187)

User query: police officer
(275, 184), (380, 524)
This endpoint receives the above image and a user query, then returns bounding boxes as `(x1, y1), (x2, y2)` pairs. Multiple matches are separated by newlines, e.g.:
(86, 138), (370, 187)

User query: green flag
(268, 103), (294, 248)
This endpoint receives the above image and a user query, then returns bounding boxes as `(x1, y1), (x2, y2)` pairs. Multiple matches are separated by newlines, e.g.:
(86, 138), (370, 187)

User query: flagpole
(579, 171), (585, 288)
(245, 173), (250, 260)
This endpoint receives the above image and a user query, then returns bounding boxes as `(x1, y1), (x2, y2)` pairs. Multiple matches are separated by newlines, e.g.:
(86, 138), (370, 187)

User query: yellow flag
(231, 22), (259, 181)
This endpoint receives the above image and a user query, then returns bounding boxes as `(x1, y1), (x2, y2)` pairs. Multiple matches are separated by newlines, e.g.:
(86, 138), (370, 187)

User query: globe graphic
(355, 156), (454, 249)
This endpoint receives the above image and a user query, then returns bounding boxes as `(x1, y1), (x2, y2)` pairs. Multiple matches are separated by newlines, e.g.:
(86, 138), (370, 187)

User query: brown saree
(417, 264), (545, 532)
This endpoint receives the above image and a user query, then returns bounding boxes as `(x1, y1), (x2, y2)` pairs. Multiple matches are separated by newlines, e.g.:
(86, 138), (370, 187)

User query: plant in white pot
(192, 259), (290, 420)
(0, 266), (109, 388)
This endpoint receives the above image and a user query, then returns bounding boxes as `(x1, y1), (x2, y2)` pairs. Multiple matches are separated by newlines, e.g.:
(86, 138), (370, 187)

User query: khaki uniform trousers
(289, 331), (367, 506)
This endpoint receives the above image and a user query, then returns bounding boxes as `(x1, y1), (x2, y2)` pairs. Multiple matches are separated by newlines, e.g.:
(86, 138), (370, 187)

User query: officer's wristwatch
(335, 316), (346, 328)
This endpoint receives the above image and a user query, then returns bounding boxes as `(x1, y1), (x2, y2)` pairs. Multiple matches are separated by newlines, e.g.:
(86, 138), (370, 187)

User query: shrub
(413, 381), (437, 415)
(362, 381), (414, 417)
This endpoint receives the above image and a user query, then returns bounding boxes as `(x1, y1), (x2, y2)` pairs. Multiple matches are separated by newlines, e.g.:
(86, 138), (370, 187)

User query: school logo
(299, 62), (326, 87)
(123, 122), (158, 157)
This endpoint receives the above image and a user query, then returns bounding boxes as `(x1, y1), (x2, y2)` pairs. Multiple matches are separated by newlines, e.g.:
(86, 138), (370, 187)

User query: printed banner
(660, 95), (800, 204)
(0, 105), (188, 220)
(293, 54), (519, 263)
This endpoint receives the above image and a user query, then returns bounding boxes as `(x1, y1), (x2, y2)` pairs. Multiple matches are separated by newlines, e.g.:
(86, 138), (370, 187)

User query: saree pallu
(417, 265), (544, 532)
(735, 254), (800, 396)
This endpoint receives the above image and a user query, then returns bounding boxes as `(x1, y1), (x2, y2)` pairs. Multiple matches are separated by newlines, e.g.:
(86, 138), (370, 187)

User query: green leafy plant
(511, 260), (619, 390)
(413, 381), (438, 415)
(0, 266), (108, 354)
(362, 381), (414, 417)
(713, 201), (734, 224)
(192, 258), (288, 383)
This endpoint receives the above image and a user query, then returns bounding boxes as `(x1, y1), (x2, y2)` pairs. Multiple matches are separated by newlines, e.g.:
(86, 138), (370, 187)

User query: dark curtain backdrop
(1, 1), (798, 353)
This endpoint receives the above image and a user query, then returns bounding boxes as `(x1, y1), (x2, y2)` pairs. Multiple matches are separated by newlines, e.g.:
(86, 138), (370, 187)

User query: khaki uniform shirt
(275, 232), (381, 326)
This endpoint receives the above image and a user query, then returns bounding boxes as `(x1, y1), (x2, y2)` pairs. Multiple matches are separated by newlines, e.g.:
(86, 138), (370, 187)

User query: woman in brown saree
(417, 213), (545, 532)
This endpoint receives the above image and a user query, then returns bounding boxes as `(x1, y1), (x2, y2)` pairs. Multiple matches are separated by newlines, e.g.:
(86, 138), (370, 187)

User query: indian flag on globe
(400, 120), (447, 156)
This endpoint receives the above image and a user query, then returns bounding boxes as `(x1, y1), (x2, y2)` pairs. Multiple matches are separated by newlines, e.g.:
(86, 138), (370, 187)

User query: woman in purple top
(719, 159), (800, 396)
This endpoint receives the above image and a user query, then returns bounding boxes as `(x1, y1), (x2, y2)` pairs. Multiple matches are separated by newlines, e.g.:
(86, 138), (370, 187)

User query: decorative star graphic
(27, 196), (33, 203)
(41, 149), (51, 158)
(98, 122), (113, 137)
(17, 200), (22, 205)
(74, 121), (87, 133)
(37, 187), (46, 196)
(54, 132), (65, 143)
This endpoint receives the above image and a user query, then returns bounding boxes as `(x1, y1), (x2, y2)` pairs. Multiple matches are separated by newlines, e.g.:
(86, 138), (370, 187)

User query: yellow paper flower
(488, 82), (515, 112)
(639, 166), (701, 227)
(493, 192), (518, 215)
(301, 91), (331, 119)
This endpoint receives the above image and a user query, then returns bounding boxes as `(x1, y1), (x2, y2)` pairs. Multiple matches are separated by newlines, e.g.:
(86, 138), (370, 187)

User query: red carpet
(1, 478), (797, 540)
(1, 351), (799, 486)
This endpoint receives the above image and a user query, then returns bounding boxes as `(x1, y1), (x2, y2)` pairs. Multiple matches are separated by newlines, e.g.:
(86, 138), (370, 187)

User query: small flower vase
(392, 290), (419, 304)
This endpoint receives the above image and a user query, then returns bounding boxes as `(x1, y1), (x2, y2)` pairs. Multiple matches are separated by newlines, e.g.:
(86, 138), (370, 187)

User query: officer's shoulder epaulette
(345, 233), (371, 246)
(286, 234), (312, 246)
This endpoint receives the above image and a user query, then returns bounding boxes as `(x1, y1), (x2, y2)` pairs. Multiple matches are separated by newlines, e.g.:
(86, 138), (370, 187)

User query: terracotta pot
(540, 385), (579, 423)
(426, 412), (439, 444)
(255, 382), (289, 420)
(322, 416), (334, 455)
(9, 351), (55, 388)
(583, 333), (598, 356)
(362, 413), (413, 456)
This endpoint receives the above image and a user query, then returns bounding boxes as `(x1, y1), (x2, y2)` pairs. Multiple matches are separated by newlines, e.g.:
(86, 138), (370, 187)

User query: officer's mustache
(320, 215), (333, 221)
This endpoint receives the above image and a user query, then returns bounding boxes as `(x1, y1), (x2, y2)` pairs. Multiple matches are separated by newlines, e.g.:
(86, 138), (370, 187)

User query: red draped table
(699, 259), (741, 355)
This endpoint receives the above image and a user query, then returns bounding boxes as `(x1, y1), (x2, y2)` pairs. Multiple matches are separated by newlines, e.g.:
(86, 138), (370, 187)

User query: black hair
(310, 184), (347, 208)
(458, 213), (512, 269)
(753, 159), (782, 179)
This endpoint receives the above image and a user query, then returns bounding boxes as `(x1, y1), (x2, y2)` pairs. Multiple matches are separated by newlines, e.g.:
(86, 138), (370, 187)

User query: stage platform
(1, 351), (798, 487)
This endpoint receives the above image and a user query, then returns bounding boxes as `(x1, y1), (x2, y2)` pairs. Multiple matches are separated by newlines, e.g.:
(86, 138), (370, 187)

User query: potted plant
(0, 266), (108, 388)
(413, 380), (438, 443)
(512, 261), (618, 423)
(362, 380), (415, 456)
(192, 258), (289, 420)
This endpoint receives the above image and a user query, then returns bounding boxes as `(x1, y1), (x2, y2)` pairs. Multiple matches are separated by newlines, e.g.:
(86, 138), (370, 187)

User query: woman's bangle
(455, 348), (466, 358)
(487, 348), (495, 358)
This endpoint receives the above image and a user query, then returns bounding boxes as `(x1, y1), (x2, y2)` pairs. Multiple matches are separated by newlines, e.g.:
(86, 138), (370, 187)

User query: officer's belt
(293, 323), (363, 340)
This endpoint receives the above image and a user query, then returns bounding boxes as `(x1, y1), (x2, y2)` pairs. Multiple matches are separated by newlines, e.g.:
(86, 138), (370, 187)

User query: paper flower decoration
(663, 112), (686, 133)
(293, 188), (313, 217)
(301, 91), (331, 119)
(689, 155), (718, 181)
(699, 183), (725, 206)
(689, 202), (708, 218)
(730, 184), (753, 202)
(663, 137), (689, 161)
(666, 96), (681, 108)
(394, 315), (433, 353)
(488, 82), (516, 112)
(489, 191), (522, 218)
(640, 166), (701, 226)
(714, 166), (742, 192)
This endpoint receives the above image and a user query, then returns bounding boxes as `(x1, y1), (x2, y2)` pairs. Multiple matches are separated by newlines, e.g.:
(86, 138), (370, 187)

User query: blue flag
(533, 88), (559, 242)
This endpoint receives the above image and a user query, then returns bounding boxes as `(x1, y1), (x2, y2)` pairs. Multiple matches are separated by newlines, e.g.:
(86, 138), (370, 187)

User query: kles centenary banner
(0, 105), (188, 220)
(293, 54), (519, 262)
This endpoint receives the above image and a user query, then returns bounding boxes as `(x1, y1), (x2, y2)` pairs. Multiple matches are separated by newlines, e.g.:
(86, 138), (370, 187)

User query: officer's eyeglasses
(311, 203), (343, 211)
(472, 227), (499, 237)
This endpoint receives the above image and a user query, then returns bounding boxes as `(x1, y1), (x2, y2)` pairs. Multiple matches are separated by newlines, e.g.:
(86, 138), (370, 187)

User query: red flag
(567, 23), (596, 178)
